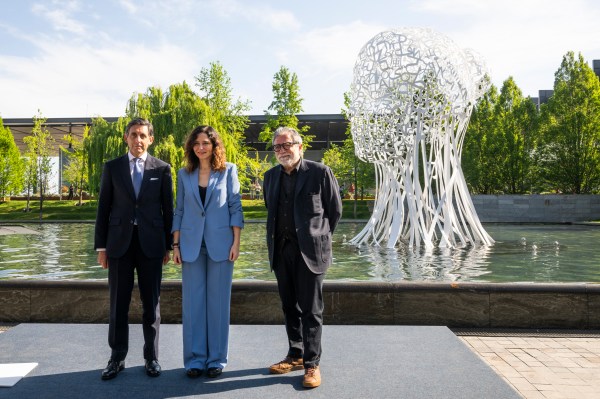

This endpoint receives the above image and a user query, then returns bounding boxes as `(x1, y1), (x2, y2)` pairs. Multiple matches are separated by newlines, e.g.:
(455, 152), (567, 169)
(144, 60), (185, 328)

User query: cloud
(289, 21), (386, 75)
(412, 0), (600, 95)
(31, 0), (86, 35)
(118, 0), (137, 14)
(205, 0), (301, 31)
(0, 38), (200, 118)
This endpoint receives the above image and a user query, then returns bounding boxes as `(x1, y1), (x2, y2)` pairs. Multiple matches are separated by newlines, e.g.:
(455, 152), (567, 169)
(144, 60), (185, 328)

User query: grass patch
(0, 199), (98, 221)
(0, 198), (372, 221)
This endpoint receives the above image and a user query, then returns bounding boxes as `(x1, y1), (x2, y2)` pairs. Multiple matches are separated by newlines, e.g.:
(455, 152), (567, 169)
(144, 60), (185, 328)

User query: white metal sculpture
(348, 28), (494, 249)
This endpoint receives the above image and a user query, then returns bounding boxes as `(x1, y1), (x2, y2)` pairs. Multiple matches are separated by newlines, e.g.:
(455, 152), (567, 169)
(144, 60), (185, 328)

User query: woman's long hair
(183, 125), (226, 172)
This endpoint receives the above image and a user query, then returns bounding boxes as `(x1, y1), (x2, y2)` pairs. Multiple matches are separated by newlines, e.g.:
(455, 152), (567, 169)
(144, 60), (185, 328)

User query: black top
(276, 166), (298, 243)
(199, 185), (207, 205)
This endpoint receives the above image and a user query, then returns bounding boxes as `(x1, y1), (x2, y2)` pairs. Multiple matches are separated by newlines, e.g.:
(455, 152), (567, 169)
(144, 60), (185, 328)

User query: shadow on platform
(0, 324), (519, 398)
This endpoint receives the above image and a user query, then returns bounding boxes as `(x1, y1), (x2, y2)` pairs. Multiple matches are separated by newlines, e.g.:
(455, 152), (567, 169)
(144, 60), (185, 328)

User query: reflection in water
(1, 223), (600, 283)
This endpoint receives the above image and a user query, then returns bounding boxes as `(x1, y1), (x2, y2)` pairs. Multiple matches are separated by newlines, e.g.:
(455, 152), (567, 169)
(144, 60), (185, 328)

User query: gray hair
(272, 126), (303, 145)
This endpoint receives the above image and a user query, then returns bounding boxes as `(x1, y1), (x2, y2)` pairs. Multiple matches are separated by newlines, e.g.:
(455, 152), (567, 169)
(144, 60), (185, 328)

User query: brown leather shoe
(268, 356), (304, 374)
(303, 366), (321, 388)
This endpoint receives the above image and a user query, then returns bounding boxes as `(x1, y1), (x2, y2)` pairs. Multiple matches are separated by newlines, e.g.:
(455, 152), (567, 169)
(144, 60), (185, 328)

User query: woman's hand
(229, 243), (240, 261)
(173, 248), (182, 265)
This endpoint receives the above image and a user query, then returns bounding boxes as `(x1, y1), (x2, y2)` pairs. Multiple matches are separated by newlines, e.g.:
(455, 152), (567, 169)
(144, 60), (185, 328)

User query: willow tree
(126, 83), (210, 149)
(62, 126), (91, 205)
(87, 117), (128, 195)
(259, 66), (313, 148)
(0, 118), (24, 199)
(153, 134), (184, 190)
(538, 52), (600, 193)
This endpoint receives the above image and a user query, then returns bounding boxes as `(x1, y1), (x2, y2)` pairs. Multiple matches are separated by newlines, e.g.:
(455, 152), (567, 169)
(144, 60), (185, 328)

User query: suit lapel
(270, 166), (282, 208)
(118, 155), (136, 199)
(205, 169), (222, 206)
(188, 168), (204, 210)
(294, 159), (309, 197)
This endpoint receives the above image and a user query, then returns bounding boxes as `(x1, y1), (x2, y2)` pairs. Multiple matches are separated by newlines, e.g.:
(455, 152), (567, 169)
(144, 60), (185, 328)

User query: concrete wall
(2, 280), (600, 329)
(472, 195), (600, 223)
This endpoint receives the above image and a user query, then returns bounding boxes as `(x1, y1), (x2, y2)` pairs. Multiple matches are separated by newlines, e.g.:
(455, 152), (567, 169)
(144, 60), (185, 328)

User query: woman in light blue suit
(172, 125), (244, 379)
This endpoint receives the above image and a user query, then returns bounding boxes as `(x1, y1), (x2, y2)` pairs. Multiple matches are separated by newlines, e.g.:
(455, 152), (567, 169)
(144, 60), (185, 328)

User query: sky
(1, 0), (599, 119)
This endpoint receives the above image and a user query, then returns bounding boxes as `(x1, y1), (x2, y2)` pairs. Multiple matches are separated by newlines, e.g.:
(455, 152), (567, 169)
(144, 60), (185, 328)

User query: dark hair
(125, 118), (154, 136)
(184, 125), (226, 172)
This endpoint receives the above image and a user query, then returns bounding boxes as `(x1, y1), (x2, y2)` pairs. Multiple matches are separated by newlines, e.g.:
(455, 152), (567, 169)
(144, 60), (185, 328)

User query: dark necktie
(133, 158), (143, 197)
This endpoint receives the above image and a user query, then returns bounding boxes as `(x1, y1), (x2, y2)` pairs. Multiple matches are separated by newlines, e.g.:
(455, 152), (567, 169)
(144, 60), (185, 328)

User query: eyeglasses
(273, 142), (299, 152)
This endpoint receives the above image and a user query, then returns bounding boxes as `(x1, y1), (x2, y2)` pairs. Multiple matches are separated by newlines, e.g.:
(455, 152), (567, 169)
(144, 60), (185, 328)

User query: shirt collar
(128, 152), (148, 162)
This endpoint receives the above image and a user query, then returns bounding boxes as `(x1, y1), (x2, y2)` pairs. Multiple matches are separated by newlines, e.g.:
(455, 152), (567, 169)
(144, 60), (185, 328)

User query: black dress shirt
(276, 166), (298, 244)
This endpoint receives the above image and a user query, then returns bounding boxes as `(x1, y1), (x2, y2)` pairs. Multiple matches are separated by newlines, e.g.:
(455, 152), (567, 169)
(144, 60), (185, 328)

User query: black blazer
(263, 159), (342, 274)
(94, 154), (173, 259)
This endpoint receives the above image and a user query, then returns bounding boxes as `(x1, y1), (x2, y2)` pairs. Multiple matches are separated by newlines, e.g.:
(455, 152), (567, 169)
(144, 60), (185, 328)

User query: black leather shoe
(207, 367), (222, 378)
(145, 359), (161, 377)
(101, 359), (125, 380)
(186, 368), (203, 378)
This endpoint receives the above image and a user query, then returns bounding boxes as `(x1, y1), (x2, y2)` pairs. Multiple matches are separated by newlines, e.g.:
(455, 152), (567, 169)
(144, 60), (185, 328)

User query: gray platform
(0, 324), (519, 398)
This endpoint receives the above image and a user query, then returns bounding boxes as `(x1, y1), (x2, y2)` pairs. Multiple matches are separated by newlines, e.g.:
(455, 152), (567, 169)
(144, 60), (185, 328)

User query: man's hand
(97, 251), (109, 269)
(163, 251), (171, 265)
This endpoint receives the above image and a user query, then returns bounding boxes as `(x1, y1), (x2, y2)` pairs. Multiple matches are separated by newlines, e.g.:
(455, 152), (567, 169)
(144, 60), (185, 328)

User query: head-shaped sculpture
(347, 28), (493, 249)
(349, 28), (489, 164)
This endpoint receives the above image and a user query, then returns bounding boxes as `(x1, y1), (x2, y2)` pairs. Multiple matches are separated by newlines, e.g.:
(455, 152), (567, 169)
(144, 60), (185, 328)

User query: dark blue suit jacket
(94, 154), (173, 259)
(263, 158), (342, 274)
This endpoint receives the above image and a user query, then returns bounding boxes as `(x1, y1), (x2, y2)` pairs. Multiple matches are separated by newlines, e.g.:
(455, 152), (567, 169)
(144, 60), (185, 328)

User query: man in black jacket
(263, 126), (342, 388)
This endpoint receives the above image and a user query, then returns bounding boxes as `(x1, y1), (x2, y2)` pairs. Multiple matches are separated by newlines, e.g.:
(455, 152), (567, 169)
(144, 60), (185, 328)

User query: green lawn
(0, 199), (99, 221)
(0, 198), (372, 221)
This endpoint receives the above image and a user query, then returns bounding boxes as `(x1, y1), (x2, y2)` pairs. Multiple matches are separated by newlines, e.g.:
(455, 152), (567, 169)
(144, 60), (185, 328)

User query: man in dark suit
(263, 126), (342, 389)
(94, 118), (173, 380)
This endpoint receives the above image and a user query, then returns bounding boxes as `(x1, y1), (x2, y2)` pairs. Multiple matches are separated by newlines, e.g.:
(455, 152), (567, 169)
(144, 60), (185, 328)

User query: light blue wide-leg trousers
(182, 247), (233, 370)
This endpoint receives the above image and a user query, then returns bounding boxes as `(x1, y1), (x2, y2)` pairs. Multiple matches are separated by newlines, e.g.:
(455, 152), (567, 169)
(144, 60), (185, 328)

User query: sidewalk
(457, 330), (600, 399)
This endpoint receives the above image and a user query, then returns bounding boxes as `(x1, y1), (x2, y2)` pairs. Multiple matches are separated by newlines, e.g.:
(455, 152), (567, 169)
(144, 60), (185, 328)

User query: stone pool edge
(1, 280), (599, 329)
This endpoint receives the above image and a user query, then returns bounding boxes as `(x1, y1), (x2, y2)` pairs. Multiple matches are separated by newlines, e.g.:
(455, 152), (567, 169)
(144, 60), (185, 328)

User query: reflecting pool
(1, 222), (599, 282)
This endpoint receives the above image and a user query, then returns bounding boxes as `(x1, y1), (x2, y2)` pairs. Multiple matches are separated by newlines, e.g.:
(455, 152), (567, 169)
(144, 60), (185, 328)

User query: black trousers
(108, 227), (162, 362)
(274, 239), (325, 369)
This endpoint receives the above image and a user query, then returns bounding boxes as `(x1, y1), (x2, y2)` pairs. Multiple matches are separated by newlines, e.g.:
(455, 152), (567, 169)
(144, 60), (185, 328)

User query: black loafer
(101, 359), (125, 380)
(186, 368), (203, 378)
(145, 359), (161, 377)
(207, 367), (222, 378)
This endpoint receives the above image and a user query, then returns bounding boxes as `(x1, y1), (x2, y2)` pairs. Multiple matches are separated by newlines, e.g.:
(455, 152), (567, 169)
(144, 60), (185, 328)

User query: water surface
(0, 222), (599, 283)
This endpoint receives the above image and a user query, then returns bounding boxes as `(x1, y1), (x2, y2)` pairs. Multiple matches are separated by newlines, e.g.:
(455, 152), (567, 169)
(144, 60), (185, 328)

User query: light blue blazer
(172, 163), (244, 263)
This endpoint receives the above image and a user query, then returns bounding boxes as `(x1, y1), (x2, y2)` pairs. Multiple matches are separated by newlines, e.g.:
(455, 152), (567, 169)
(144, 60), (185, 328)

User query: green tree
(88, 78), (257, 193)
(245, 151), (272, 197)
(259, 66), (313, 147)
(0, 118), (24, 198)
(23, 112), (55, 219)
(153, 134), (184, 190)
(87, 117), (128, 195)
(61, 126), (91, 205)
(126, 84), (205, 148)
(22, 151), (37, 212)
(195, 62), (253, 189)
(195, 61), (251, 138)
(463, 84), (504, 194)
(495, 77), (539, 193)
(538, 52), (600, 193)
